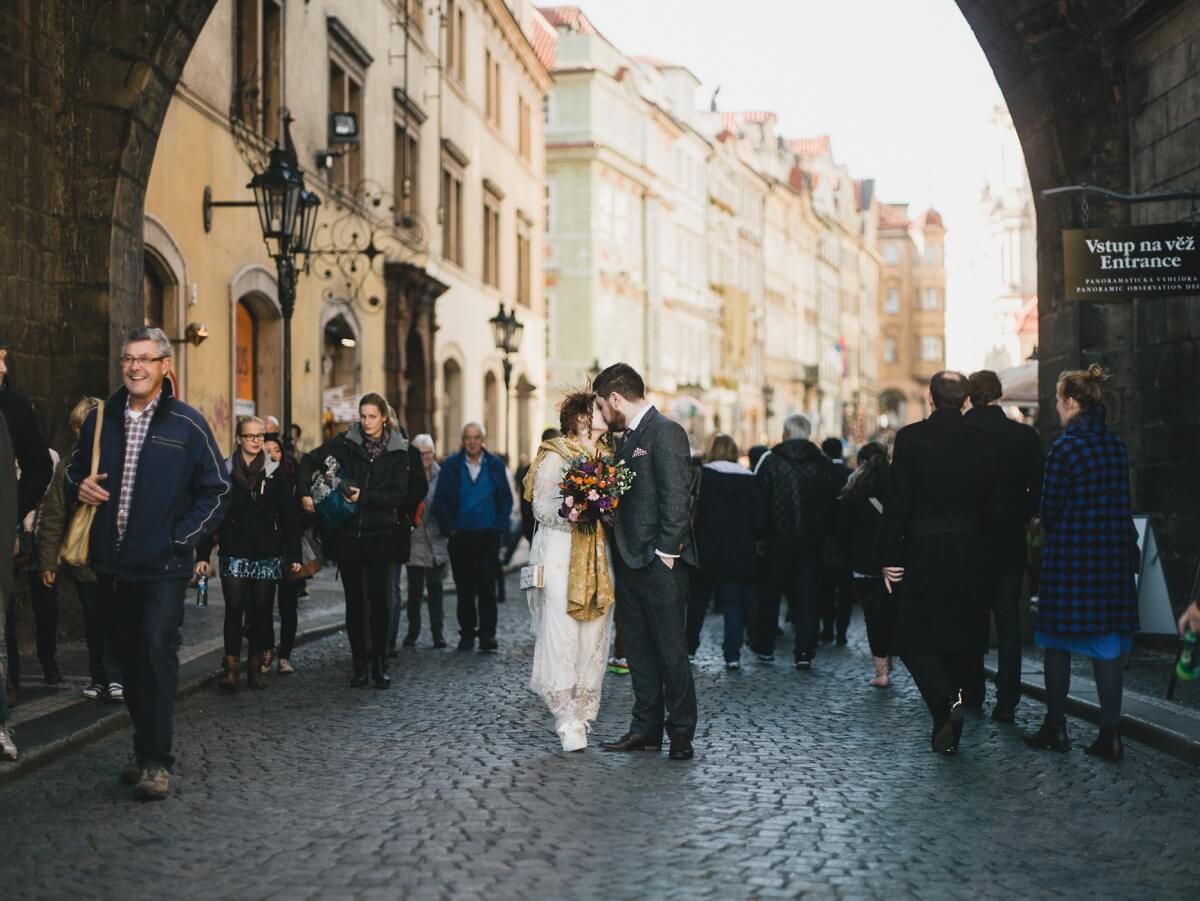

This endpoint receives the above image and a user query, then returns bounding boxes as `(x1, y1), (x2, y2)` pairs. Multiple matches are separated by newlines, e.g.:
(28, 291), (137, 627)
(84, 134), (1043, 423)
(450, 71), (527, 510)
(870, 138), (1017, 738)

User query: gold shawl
(523, 435), (616, 623)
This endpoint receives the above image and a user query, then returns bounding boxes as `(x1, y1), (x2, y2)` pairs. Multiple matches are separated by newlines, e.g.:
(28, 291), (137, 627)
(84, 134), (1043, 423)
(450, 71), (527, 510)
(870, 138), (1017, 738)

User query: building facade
(877, 204), (947, 427)
(143, 0), (552, 460)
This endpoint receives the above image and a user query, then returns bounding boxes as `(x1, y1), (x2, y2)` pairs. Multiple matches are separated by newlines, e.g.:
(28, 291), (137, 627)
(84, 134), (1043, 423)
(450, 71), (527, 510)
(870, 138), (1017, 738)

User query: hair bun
(1086, 363), (1107, 381)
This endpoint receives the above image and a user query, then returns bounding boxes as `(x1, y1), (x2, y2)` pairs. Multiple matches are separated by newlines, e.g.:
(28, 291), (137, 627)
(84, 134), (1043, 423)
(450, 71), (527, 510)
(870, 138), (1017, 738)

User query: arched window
(483, 371), (500, 450)
(322, 311), (361, 433)
(516, 374), (535, 463)
(235, 300), (257, 415)
(442, 359), (463, 446)
(143, 259), (166, 328)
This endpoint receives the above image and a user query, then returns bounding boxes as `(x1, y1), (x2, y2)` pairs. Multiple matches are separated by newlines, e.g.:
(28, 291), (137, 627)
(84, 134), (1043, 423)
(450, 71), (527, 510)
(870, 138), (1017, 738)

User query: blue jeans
(102, 577), (188, 769)
(717, 580), (747, 663)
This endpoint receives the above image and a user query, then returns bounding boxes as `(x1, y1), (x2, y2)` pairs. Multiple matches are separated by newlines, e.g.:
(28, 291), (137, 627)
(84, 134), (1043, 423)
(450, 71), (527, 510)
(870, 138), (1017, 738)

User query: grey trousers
(614, 554), (698, 741)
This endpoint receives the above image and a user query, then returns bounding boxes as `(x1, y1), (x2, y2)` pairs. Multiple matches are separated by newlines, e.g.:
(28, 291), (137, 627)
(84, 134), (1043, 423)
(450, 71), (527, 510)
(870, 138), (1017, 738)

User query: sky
(575, 0), (1011, 369)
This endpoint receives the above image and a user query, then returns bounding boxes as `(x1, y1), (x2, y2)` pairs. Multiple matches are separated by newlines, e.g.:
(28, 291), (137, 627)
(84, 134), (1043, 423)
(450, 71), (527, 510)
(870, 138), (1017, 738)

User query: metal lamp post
(489, 302), (524, 458)
(245, 143), (313, 455)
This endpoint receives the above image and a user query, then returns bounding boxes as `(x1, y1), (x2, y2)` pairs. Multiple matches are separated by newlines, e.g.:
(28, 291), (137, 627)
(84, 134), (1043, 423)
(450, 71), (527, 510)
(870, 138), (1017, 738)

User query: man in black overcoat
(593, 363), (698, 761)
(964, 370), (1044, 721)
(881, 371), (999, 755)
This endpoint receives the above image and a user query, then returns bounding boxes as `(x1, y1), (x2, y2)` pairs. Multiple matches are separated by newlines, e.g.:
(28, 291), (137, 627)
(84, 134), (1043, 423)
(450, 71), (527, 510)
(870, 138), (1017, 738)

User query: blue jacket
(65, 380), (231, 581)
(1038, 405), (1139, 635)
(432, 449), (512, 534)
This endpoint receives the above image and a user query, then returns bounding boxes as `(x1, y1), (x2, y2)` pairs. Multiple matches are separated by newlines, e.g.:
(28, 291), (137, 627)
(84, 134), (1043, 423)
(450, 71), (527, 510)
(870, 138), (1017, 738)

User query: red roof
(538, 6), (604, 37)
(914, 207), (944, 229)
(530, 9), (558, 72)
(878, 203), (910, 229)
(786, 135), (831, 158)
(1016, 296), (1039, 333)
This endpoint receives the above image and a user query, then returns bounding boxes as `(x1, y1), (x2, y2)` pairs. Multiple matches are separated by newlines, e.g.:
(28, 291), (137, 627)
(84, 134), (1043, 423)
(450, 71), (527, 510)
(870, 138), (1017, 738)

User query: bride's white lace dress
(527, 450), (614, 747)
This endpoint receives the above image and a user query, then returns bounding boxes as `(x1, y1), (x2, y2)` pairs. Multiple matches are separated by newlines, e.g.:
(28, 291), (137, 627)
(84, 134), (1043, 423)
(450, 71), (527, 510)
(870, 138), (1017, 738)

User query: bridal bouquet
(558, 452), (635, 533)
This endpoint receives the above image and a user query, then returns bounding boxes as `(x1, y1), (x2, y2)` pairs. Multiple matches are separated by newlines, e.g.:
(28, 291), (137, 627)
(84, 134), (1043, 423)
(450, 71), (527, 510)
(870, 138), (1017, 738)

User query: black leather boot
(372, 656), (391, 690)
(350, 659), (369, 688)
(1084, 726), (1123, 761)
(1024, 716), (1070, 752)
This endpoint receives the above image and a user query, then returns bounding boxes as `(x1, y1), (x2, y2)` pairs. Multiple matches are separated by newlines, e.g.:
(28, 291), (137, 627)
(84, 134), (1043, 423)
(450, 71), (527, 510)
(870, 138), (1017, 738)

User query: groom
(593, 363), (697, 761)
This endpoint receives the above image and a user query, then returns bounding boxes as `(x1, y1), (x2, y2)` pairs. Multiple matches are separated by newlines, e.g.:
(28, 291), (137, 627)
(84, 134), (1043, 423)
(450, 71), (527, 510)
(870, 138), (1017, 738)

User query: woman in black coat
(196, 416), (302, 691)
(834, 442), (893, 687)
(299, 393), (426, 689)
(686, 434), (764, 669)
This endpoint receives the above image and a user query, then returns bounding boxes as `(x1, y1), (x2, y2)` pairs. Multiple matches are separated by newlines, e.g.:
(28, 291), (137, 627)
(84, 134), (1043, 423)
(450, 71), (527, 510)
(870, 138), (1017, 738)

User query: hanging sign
(1063, 224), (1200, 300)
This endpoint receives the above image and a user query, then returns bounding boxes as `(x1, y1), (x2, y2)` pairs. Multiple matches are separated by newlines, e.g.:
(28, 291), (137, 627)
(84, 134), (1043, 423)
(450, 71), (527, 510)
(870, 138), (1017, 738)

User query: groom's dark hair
(593, 363), (645, 401)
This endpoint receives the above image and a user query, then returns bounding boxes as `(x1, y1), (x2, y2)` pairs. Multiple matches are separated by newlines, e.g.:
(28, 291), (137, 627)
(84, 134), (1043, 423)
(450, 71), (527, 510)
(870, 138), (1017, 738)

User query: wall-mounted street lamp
(490, 303), (524, 457)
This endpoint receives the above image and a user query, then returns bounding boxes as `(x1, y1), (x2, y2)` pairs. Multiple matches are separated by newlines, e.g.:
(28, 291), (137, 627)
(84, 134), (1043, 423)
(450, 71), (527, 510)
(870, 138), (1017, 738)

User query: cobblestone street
(0, 581), (1193, 900)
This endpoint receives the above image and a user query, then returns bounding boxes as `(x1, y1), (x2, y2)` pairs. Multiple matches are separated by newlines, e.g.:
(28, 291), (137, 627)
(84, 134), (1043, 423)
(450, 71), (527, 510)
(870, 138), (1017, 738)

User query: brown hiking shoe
(134, 767), (170, 801)
(219, 655), (240, 692)
(118, 755), (143, 785)
(247, 654), (266, 689)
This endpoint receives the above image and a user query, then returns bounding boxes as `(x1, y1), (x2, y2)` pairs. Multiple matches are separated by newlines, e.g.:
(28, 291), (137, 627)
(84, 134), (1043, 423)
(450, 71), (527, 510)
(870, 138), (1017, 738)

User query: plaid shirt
(116, 392), (162, 542)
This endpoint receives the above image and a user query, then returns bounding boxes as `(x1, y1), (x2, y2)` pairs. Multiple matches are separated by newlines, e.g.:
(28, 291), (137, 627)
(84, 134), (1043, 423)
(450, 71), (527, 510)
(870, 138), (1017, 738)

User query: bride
(523, 389), (616, 752)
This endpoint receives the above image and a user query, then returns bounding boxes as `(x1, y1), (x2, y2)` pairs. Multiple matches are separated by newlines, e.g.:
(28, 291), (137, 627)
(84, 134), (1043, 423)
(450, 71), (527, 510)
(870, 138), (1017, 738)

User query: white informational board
(1134, 515), (1177, 635)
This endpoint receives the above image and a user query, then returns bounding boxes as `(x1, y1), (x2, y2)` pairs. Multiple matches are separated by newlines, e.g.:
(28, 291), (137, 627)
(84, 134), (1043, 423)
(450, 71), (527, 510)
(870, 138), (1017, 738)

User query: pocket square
(632, 447), (649, 458)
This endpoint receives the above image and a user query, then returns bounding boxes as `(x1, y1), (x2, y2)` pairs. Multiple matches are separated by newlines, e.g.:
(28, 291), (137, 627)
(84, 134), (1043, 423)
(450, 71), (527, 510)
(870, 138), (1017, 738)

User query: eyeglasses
(238, 433), (265, 441)
(119, 355), (167, 368)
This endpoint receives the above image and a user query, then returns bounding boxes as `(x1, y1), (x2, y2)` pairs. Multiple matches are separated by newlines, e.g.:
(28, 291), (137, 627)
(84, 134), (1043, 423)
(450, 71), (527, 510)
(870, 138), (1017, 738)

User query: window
(883, 244), (899, 265)
(516, 215), (531, 306)
(234, 0), (284, 142)
(394, 123), (419, 220)
(445, 0), (465, 82)
(883, 337), (897, 364)
(405, 0), (424, 34)
(544, 181), (554, 234)
(926, 243), (941, 265)
(441, 164), (464, 265)
(518, 96), (531, 161)
(922, 288), (940, 310)
(922, 335), (943, 362)
(329, 56), (365, 189)
(485, 49), (501, 128)
(543, 92), (553, 125)
(483, 191), (501, 288)
(884, 287), (900, 314)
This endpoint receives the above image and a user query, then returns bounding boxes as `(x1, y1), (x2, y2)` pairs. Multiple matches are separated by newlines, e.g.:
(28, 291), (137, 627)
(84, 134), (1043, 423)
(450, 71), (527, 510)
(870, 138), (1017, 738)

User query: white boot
(558, 720), (587, 752)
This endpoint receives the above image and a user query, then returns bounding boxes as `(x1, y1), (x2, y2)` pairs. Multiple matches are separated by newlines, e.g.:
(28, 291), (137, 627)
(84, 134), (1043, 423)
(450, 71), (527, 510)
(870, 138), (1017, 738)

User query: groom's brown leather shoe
(601, 732), (662, 752)
(668, 737), (694, 760)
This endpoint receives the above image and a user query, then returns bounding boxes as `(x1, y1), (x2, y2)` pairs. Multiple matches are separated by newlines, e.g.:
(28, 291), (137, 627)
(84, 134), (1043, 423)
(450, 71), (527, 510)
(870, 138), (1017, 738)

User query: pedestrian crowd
(1, 325), (1198, 797)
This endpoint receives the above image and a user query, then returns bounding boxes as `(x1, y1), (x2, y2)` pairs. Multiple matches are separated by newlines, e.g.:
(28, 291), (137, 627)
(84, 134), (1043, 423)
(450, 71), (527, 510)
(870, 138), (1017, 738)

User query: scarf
(524, 434), (616, 623)
(232, 450), (266, 493)
(364, 427), (390, 461)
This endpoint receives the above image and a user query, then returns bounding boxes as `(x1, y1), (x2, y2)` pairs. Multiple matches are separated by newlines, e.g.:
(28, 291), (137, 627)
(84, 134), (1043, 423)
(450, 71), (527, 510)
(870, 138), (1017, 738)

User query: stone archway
(2, 1), (218, 428)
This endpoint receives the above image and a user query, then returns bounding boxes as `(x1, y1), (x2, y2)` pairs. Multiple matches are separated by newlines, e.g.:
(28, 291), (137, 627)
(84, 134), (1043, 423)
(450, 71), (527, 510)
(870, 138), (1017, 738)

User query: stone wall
(1127, 0), (1200, 603)
(0, 0), (215, 449)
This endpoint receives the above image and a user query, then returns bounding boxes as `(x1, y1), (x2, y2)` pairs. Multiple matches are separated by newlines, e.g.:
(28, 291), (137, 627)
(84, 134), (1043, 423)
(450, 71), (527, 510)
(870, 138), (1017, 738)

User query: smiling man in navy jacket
(67, 327), (230, 801)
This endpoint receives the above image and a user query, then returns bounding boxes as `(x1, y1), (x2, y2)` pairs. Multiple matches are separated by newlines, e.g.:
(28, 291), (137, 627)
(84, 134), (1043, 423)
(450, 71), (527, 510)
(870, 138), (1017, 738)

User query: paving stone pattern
(0, 581), (1193, 900)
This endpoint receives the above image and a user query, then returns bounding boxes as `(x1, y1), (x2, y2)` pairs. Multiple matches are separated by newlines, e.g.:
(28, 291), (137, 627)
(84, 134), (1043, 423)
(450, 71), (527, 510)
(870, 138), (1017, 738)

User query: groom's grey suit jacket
(613, 407), (697, 570)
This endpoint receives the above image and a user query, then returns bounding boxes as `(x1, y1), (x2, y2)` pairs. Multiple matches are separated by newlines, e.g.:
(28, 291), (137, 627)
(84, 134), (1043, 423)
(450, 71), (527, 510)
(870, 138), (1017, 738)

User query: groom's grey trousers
(614, 554), (697, 741)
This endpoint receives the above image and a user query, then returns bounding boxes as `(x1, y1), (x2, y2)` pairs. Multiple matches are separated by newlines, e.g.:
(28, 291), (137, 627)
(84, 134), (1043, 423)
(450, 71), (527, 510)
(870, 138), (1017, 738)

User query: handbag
(310, 455), (358, 537)
(520, 564), (544, 591)
(60, 401), (103, 568)
(286, 534), (322, 582)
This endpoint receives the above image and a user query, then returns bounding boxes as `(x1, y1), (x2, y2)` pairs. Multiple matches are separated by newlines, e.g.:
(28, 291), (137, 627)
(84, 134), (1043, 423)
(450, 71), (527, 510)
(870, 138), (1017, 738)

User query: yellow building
(877, 204), (947, 427)
(143, 0), (553, 461)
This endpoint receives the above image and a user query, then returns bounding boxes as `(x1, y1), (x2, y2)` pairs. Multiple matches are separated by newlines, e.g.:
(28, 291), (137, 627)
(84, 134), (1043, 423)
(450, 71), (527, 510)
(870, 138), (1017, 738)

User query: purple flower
(598, 496), (613, 511)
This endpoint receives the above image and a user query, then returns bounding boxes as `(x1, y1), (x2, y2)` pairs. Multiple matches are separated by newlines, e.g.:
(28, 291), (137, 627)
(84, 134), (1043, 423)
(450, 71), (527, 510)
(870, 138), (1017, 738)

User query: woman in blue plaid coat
(1025, 364), (1138, 761)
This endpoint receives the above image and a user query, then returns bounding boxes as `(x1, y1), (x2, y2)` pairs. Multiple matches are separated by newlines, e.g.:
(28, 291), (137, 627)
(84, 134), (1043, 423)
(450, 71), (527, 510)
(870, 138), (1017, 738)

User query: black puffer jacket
(298, 425), (426, 563)
(755, 439), (835, 551)
(695, 461), (765, 581)
(197, 456), (301, 565)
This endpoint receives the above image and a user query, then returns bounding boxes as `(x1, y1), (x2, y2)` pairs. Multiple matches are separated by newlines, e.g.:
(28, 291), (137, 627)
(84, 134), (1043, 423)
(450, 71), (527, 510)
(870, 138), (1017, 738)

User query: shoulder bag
(60, 401), (103, 568)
